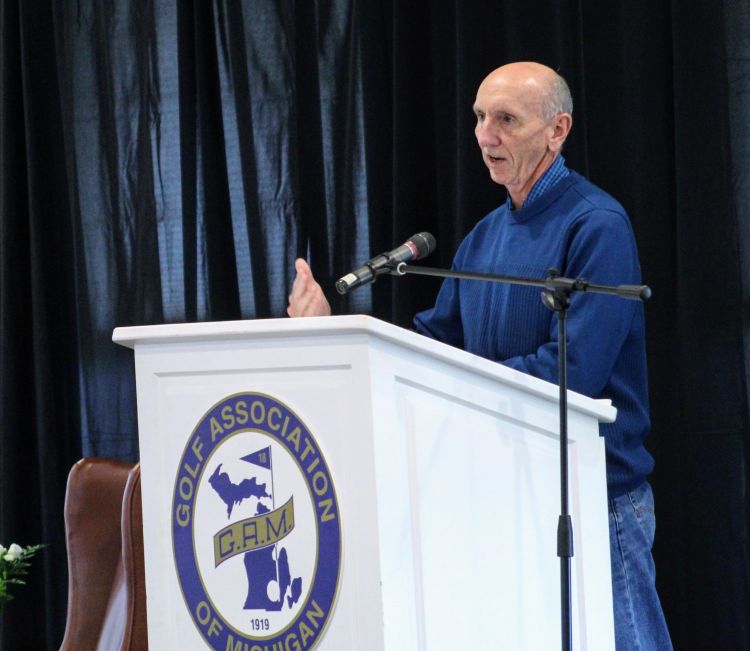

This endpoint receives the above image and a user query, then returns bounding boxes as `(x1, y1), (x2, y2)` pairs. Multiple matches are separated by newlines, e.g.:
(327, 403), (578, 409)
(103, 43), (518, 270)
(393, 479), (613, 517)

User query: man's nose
(475, 121), (499, 148)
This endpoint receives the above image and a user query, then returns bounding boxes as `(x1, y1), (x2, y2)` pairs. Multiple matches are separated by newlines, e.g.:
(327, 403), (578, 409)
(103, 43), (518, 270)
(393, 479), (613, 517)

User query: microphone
(336, 232), (436, 295)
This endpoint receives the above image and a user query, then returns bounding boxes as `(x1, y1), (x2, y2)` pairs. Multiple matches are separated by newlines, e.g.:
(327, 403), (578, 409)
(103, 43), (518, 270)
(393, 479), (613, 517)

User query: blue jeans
(608, 481), (673, 651)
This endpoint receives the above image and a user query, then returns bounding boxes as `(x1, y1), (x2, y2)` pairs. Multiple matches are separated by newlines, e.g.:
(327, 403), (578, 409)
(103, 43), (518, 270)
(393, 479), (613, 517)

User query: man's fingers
(294, 258), (312, 276)
(287, 283), (310, 316)
(288, 261), (313, 303)
(287, 258), (332, 317)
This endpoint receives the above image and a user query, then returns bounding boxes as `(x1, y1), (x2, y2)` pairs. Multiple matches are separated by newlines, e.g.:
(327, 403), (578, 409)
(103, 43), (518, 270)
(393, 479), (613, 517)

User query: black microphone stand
(386, 262), (650, 651)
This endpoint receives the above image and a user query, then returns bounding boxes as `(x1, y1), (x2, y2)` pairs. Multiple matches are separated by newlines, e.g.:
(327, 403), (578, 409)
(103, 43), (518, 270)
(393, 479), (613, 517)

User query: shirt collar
(507, 155), (569, 211)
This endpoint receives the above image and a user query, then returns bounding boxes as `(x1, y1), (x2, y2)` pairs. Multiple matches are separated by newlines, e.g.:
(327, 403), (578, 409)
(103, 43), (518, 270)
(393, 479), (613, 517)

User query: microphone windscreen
(410, 232), (436, 259)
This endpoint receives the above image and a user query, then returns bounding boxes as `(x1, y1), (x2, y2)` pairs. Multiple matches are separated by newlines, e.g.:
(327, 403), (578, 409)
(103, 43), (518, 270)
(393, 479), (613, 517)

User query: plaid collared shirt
(509, 155), (569, 210)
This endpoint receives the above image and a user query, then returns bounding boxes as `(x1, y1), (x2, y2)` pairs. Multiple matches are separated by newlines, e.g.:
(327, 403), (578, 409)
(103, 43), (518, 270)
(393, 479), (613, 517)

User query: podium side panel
(369, 339), (614, 651)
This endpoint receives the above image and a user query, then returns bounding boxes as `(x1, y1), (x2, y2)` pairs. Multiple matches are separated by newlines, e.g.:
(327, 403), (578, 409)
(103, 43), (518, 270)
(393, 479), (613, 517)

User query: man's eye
(502, 114), (514, 124)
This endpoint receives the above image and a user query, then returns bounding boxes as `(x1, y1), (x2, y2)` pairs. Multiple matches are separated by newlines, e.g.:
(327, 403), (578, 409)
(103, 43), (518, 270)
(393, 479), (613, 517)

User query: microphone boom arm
(390, 262), (651, 301)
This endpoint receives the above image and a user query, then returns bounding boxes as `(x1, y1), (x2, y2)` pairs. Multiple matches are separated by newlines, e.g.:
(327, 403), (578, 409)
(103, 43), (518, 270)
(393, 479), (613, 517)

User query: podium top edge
(112, 314), (616, 423)
(112, 315), (394, 350)
(113, 315), (362, 346)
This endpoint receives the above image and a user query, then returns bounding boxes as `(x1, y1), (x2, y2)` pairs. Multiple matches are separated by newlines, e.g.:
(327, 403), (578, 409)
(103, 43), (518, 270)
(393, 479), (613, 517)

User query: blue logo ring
(172, 392), (342, 650)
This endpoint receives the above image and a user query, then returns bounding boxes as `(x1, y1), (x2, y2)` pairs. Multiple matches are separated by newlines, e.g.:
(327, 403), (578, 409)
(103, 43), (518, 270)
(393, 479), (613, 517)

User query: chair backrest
(98, 463), (148, 651)
(60, 458), (133, 651)
(60, 458), (148, 651)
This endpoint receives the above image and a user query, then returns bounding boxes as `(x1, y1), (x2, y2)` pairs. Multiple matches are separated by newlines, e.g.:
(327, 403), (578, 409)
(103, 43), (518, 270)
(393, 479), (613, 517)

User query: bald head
(473, 62), (574, 206)
(479, 62), (573, 121)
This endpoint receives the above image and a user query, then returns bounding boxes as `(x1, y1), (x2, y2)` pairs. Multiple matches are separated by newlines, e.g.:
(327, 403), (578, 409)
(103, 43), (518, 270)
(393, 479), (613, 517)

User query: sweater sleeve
(412, 241), (467, 349)
(501, 208), (641, 398)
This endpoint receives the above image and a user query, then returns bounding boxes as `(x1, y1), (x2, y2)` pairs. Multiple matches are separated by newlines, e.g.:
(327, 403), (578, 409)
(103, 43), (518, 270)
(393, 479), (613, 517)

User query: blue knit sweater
(414, 171), (653, 496)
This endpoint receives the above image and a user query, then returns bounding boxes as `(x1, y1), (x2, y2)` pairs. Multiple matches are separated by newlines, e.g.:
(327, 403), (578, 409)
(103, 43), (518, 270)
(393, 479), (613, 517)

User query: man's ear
(549, 113), (572, 153)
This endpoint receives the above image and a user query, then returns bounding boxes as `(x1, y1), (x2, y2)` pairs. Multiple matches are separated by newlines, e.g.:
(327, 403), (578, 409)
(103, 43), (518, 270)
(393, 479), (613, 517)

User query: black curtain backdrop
(1, 0), (749, 649)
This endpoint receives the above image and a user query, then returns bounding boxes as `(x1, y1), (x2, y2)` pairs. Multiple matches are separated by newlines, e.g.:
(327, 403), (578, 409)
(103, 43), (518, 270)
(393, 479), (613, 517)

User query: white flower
(4, 543), (23, 562)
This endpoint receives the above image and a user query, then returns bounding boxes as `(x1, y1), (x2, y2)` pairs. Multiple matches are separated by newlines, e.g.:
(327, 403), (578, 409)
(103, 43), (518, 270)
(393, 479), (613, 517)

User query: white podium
(113, 315), (616, 651)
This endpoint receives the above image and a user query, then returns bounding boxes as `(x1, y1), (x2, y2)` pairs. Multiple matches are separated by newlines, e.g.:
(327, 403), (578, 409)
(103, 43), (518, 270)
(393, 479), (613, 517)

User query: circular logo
(172, 393), (341, 650)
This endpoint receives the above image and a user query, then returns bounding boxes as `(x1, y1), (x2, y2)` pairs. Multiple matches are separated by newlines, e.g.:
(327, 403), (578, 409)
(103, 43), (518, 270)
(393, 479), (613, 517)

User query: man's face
(473, 73), (556, 199)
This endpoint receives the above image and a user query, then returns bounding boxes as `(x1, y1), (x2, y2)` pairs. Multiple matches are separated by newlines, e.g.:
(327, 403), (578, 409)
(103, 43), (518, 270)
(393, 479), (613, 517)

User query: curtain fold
(1, 0), (749, 648)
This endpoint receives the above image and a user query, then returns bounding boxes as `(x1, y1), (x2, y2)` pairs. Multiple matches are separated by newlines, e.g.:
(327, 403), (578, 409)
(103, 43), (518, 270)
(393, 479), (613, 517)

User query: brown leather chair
(60, 458), (148, 651)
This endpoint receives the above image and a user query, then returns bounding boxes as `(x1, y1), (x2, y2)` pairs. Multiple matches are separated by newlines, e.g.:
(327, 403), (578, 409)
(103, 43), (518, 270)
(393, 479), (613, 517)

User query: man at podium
(286, 62), (671, 651)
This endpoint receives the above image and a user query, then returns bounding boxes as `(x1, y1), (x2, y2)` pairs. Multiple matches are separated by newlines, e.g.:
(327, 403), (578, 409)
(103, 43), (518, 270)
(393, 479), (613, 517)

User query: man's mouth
(488, 154), (504, 163)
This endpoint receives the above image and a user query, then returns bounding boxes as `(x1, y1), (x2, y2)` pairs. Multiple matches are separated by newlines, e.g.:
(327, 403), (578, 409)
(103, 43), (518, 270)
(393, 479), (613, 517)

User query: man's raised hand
(287, 258), (332, 317)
